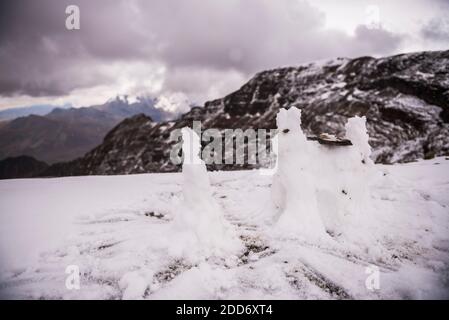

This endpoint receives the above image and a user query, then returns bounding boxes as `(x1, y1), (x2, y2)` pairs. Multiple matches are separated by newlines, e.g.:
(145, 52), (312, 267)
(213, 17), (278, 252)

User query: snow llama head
(276, 107), (304, 135)
(275, 107), (309, 160)
(181, 127), (203, 165)
(345, 116), (373, 165)
(275, 107), (310, 160)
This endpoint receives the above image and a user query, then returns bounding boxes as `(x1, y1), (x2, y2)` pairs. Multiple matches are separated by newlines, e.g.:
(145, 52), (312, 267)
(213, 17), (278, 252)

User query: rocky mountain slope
(0, 109), (120, 164)
(41, 50), (449, 177)
(0, 155), (48, 179)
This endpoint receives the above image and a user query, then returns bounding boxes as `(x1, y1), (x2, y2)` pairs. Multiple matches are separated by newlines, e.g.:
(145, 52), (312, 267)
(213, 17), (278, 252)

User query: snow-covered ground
(0, 158), (449, 299)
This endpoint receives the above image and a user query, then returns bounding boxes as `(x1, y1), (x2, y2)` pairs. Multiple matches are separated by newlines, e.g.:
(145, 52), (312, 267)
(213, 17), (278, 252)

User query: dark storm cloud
(0, 0), (152, 97)
(0, 0), (408, 99)
(421, 17), (449, 42)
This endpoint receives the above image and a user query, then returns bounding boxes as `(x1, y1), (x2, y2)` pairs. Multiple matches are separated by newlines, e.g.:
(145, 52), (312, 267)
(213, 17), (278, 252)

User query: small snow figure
(170, 128), (242, 261)
(271, 107), (328, 240)
(181, 127), (213, 210)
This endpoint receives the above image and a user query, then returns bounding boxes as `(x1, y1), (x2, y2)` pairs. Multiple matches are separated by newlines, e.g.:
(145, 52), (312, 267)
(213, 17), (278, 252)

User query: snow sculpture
(171, 127), (242, 261)
(271, 107), (328, 240)
(270, 108), (379, 243)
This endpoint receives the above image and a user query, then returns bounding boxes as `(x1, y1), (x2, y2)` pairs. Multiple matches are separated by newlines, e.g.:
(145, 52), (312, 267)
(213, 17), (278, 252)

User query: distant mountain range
(35, 50), (449, 178)
(0, 96), (188, 164)
(0, 104), (71, 121)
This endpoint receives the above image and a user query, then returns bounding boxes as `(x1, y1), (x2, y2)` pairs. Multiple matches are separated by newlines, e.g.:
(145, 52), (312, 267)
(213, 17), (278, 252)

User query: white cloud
(155, 92), (191, 115)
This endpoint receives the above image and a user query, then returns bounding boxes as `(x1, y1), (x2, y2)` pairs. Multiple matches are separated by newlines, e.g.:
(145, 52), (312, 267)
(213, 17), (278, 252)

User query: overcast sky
(0, 0), (448, 110)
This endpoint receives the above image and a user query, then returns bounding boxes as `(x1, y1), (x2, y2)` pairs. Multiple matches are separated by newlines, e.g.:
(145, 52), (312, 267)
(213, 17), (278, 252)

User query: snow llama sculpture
(271, 107), (328, 240)
(170, 127), (242, 261)
(270, 107), (378, 245)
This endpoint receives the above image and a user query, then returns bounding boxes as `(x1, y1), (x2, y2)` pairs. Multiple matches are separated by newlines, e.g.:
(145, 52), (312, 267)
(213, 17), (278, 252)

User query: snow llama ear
(288, 106), (302, 126)
(345, 115), (372, 164)
(276, 108), (288, 129)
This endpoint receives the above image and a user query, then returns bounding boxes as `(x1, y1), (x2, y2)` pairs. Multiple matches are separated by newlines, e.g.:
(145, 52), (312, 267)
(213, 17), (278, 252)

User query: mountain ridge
(0, 104), (70, 121)
(199, 50), (449, 163)
(37, 50), (449, 177)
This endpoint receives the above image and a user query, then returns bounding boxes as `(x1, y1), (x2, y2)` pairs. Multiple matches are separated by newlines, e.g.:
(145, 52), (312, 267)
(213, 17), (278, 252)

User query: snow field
(0, 107), (448, 299)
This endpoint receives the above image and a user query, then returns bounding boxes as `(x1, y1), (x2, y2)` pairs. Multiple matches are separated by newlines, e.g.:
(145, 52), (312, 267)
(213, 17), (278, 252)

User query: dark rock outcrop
(0, 155), (48, 179)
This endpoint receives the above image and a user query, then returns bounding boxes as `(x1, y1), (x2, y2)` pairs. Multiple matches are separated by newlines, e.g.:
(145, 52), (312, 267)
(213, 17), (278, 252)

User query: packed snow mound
(119, 268), (154, 300)
(170, 128), (243, 262)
